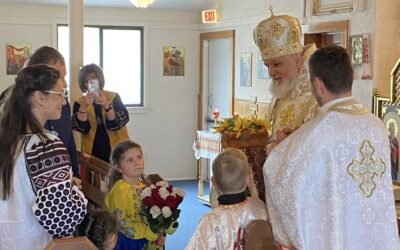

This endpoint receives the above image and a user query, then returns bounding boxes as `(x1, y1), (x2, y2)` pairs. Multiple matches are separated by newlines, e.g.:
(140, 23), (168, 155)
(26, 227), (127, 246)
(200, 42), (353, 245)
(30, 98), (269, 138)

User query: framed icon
(257, 52), (270, 79)
(382, 104), (400, 180)
(240, 52), (252, 87)
(163, 46), (185, 76)
(6, 43), (31, 75)
(313, 0), (353, 15)
(350, 35), (363, 65)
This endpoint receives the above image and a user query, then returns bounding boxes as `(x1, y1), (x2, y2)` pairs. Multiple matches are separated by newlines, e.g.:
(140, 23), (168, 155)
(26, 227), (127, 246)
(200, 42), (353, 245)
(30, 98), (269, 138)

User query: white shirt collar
(321, 96), (355, 113)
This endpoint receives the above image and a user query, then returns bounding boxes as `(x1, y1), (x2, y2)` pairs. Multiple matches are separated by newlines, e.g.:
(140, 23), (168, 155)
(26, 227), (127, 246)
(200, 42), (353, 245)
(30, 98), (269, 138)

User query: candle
(212, 109), (220, 119)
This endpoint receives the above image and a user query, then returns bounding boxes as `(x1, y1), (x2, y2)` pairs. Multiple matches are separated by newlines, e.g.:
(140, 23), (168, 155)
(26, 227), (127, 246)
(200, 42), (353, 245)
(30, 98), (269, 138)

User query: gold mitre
(253, 9), (303, 61)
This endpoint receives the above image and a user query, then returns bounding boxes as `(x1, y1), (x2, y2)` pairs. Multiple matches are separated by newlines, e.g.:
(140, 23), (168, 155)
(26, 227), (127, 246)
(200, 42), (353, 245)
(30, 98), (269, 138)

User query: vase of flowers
(140, 180), (185, 248)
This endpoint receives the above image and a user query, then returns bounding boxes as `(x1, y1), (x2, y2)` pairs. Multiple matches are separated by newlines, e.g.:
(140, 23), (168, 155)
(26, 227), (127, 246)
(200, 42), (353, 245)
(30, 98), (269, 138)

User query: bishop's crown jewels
(253, 6), (303, 61)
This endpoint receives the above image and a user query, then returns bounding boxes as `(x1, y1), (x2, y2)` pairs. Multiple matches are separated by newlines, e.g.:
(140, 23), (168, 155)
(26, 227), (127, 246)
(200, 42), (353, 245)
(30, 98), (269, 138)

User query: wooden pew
(79, 153), (111, 209)
(44, 236), (97, 250)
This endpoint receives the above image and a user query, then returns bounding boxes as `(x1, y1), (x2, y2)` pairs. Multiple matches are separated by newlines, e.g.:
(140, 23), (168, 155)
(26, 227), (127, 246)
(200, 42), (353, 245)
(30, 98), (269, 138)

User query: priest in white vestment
(263, 45), (399, 249)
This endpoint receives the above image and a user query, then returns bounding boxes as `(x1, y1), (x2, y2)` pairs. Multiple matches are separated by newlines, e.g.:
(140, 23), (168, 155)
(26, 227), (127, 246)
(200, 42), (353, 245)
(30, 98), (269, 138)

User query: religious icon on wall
(382, 104), (400, 180)
(313, 0), (353, 15)
(6, 43), (31, 75)
(257, 52), (270, 79)
(163, 46), (184, 76)
(240, 52), (252, 87)
(350, 35), (363, 65)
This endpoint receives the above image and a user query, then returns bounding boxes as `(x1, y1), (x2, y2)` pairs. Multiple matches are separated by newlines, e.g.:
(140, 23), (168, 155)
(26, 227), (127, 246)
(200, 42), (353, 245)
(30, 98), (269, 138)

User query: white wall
(201, 0), (377, 110)
(0, 3), (200, 180)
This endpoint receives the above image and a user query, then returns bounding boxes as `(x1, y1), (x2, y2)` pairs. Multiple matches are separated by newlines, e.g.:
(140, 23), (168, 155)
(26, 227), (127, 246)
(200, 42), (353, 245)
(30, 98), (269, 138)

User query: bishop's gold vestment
(266, 44), (319, 141)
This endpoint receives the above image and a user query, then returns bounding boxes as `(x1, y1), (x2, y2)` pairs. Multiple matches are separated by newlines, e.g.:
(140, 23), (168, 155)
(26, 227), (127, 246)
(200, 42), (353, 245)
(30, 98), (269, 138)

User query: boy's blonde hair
(212, 148), (251, 194)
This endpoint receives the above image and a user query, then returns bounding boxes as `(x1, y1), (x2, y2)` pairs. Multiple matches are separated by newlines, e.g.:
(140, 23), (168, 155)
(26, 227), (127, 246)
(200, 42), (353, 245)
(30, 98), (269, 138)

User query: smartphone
(88, 79), (100, 97)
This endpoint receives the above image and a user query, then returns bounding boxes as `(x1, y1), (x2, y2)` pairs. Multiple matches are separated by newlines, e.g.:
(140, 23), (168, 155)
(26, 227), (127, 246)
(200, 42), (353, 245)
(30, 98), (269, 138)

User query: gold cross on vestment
(269, 5), (274, 16)
(347, 140), (386, 197)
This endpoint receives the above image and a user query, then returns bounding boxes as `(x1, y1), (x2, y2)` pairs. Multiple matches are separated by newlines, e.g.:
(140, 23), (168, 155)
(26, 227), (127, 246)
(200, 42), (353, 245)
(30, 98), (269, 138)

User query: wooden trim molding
(234, 98), (271, 119)
(198, 30), (235, 130)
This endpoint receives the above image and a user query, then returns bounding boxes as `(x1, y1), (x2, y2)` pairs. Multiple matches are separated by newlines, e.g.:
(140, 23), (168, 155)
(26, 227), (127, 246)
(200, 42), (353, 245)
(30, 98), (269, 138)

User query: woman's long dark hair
(0, 65), (60, 200)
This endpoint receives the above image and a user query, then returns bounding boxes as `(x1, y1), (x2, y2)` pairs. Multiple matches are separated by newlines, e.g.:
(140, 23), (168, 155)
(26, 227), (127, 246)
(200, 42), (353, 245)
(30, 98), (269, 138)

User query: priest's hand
(266, 130), (288, 154)
(276, 130), (287, 143)
(266, 141), (278, 155)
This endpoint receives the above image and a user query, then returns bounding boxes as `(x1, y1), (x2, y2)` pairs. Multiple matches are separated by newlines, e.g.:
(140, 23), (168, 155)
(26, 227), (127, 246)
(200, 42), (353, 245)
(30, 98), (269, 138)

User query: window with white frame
(57, 25), (143, 107)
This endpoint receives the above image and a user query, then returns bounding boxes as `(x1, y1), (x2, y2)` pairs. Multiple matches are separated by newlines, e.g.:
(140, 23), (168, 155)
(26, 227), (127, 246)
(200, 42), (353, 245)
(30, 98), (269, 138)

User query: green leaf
(150, 224), (159, 234)
(171, 209), (180, 220)
(156, 214), (164, 223)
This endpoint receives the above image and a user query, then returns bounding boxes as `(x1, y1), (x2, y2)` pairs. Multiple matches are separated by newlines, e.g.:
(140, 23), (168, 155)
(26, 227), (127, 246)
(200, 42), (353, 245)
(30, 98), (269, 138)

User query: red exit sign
(202, 9), (218, 23)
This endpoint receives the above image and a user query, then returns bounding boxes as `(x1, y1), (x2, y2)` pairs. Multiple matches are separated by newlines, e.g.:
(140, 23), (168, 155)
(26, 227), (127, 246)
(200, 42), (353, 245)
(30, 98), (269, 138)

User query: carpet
(166, 180), (211, 250)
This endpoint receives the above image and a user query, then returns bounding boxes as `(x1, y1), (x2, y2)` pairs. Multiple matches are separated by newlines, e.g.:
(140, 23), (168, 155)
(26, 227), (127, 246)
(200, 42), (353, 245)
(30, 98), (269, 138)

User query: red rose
(165, 195), (178, 208)
(151, 191), (166, 207)
(142, 196), (154, 208)
(175, 194), (183, 205)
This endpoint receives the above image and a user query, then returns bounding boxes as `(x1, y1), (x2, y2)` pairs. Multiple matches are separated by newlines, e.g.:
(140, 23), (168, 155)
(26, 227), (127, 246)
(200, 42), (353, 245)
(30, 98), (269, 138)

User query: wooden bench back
(44, 236), (97, 250)
(79, 153), (111, 208)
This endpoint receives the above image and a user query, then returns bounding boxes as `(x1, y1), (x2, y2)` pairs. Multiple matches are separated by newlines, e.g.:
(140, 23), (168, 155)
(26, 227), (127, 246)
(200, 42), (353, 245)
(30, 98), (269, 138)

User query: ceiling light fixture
(129, 0), (155, 8)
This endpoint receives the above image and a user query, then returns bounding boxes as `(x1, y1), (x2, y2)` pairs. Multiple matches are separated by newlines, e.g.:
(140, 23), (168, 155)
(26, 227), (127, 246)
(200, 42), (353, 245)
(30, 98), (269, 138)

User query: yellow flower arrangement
(214, 115), (271, 138)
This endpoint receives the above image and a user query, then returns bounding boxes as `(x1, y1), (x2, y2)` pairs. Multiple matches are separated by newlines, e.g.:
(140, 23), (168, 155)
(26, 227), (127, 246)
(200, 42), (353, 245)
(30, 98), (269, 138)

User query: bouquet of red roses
(140, 181), (185, 235)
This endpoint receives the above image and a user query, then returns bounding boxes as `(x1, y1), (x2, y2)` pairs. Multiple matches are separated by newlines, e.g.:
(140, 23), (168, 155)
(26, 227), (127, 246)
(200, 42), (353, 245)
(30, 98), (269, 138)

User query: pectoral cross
(347, 140), (386, 197)
(249, 96), (258, 116)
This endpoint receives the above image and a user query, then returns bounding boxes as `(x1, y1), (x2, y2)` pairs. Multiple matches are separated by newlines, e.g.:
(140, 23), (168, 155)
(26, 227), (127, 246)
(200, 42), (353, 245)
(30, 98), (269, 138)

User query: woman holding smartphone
(72, 63), (129, 162)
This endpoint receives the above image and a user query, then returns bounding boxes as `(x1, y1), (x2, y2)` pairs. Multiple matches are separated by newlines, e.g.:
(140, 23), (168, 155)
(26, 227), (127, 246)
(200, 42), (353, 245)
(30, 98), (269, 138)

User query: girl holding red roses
(105, 140), (164, 250)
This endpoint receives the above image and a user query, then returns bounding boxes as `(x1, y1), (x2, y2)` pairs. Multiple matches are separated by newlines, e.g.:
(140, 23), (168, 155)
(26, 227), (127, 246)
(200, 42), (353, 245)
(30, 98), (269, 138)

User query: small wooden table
(193, 130), (268, 204)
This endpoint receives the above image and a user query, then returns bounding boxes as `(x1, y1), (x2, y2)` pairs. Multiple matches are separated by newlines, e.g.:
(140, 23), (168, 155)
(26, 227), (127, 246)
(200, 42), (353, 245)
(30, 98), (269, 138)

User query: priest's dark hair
(28, 45), (65, 67)
(0, 64), (60, 199)
(309, 45), (353, 94)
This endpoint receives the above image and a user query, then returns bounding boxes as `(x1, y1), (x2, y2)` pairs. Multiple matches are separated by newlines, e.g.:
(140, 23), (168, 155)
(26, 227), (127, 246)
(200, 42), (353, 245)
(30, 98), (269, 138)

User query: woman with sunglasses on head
(72, 63), (129, 162)
(0, 65), (87, 250)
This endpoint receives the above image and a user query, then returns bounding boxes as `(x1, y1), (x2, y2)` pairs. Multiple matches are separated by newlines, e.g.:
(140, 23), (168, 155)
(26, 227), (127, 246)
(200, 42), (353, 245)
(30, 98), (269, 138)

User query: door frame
(198, 30), (235, 130)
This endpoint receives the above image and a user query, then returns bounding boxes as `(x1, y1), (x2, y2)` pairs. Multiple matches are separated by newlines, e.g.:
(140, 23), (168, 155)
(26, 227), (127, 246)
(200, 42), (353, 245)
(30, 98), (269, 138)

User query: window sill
(127, 106), (151, 114)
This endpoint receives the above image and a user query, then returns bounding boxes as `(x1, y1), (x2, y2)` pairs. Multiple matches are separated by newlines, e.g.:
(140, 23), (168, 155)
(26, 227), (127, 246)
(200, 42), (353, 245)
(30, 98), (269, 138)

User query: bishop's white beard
(269, 77), (297, 98)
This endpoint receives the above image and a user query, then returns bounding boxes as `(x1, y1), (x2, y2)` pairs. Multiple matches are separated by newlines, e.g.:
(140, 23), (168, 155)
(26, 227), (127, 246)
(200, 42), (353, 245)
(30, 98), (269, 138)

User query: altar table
(193, 130), (268, 205)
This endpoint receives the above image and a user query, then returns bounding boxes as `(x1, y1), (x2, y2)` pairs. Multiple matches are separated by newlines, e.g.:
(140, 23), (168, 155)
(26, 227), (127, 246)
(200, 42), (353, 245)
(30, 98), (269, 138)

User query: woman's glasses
(43, 90), (66, 98)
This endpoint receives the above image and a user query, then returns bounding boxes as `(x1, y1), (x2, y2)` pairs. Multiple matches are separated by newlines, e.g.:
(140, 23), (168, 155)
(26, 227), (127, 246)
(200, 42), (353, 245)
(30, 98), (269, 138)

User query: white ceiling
(0, 0), (216, 11)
